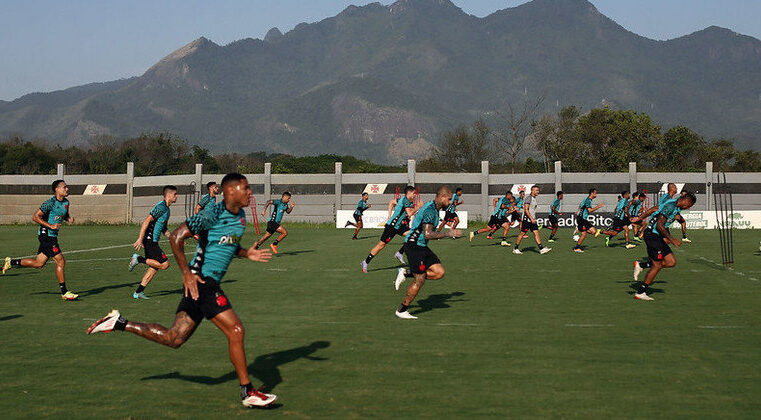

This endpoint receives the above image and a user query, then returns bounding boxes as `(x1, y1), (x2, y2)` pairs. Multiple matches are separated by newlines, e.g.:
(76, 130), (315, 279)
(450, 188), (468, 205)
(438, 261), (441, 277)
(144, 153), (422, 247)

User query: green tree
(655, 126), (704, 170)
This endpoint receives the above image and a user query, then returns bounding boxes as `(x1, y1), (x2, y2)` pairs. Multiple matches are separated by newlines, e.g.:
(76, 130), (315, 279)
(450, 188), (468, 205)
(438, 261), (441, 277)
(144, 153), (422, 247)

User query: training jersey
(493, 197), (510, 218)
(550, 198), (561, 216)
(406, 200), (440, 247)
(146, 200), (170, 243)
(354, 199), (369, 216)
(197, 193), (216, 211)
(387, 196), (413, 229)
(614, 198), (629, 219)
(647, 197), (680, 236)
(38, 196), (70, 238)
(269, 199), (289, 224)
(630, 199), (642, 217)
(514, 195), (525, 214)
(186, 202), (246, 283)
(658, 193), (675, 207)
(446, 193), (461, 213)
(524, 195), (538, 219)
(577, 197), (594, 218)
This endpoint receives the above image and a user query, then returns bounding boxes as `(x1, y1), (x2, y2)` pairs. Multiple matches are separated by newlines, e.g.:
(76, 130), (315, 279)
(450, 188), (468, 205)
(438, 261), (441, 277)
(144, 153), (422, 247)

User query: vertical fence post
(264, 162), (272, 202)
(705, 161), (713, 211)
(334, 162), (342, 218)
(481, 160), (489, 221)
(554, 161), (562, 193)
(57, 163), (65, 178)
(126, 162), (134, 223)
(407, 159), (416, 186)
(629, 162), (637, 195)
(195, 163), (203, 193)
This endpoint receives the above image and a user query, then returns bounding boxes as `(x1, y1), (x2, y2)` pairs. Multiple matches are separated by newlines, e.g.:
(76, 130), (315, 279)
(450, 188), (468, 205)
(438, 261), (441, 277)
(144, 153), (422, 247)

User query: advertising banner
(336, 210), (468, 229)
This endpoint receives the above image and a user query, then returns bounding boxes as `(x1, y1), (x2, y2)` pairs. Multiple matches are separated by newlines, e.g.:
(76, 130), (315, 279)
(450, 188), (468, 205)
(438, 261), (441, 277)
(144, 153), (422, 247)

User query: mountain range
(2, 0), (760, 163)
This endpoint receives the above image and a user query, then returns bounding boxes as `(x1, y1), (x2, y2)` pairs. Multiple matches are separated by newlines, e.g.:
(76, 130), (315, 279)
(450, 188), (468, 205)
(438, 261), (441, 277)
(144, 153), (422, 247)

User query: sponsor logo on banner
(534, 213), (616, 228)
(83, 185), (107, 195)
(336, 210), (468, 229)
(510, 184), (534, 195)
(363, 184), (387, 195)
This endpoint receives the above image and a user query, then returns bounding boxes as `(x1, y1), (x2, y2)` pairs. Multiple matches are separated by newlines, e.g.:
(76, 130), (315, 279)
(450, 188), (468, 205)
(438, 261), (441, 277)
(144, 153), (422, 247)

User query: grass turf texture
(1, 224), (760, 418)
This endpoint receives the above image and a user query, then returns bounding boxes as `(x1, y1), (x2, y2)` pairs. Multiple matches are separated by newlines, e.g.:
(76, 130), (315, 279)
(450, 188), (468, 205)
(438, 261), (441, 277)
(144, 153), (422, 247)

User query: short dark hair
(556, 191), (563, 197)
(404, 186), (415, 194)
(52, 179), (65, 191)
(622, 190), (629, 196)
(455, 187), (463, 193)
(206, 181), (217, 191)
(682, 191), (697, 204)
(221, 173), (246, 187)
(505, 191), (513, 196)
(163, 185), (178, 196)
(362, 192), (369, 197)
(282, 191), (291, 197)
(589, 188), (597, 195)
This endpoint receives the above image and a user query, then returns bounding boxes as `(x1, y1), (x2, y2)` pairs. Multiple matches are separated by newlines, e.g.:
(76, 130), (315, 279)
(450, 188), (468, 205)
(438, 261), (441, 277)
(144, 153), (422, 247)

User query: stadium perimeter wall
(1, 161), (759, 225)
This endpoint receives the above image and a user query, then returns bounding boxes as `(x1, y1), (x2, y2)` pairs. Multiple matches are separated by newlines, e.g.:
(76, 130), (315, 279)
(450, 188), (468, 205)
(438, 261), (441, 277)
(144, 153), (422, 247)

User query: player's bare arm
(286, 203), (294, 214)
(169, 222), (205, 300)
(656, 215), (681, 247)
(260, 200), (273, 217)
(589, 203), (604, 213)
(32, 209), (60, 230)
(133, 214), (154, 250)
(423, 223), (461, 240)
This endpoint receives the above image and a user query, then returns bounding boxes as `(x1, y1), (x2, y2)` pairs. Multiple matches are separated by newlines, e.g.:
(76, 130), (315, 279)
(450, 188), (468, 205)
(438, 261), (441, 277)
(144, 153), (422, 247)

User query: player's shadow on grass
(0, 314), (23, 322)
(411, 292), (467, 315)
(78, 281), (140, 297)
(276, 249), (315, 257)
(687, 257), (726, 271)
(369, 264), (405, 272)
(140, 341), (330, 393)
(626, 284), (666, 295)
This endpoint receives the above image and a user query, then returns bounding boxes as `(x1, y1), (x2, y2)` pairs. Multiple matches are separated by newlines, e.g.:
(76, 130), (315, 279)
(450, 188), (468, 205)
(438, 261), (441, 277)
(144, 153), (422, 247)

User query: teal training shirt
(493, 197), (509, 217)
(614, 198), (629, 219)
(446, 193), (460, 213)
(648, 197), (680, 236)
(658, 193), (674, 207)
(550, 198), (561, 216)
(186, 202), (246, 283)
(406, 201), (440, 247)
(198, 193), (216, 211)
(387, 196), (413, 229)
(270, 199), (289, 224)
(354, 199), (369, 216)
(38, 196), (69, 238)
(577, 197), (593, 218)
(146, 201), (170, 243)
(630, 199), (642, 216)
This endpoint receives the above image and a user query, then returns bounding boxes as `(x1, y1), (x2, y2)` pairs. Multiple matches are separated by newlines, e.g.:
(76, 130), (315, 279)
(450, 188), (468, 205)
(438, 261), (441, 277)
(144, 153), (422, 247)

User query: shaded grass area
(1, 225), (760, 418)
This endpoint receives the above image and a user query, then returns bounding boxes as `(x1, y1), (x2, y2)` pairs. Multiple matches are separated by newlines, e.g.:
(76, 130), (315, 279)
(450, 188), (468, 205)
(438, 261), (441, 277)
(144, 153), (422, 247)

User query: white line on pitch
(698, 325), (745, 329)
(565, 323), (615, 327)
(436, 323), (479, 326)
(20, 240), (171, 259)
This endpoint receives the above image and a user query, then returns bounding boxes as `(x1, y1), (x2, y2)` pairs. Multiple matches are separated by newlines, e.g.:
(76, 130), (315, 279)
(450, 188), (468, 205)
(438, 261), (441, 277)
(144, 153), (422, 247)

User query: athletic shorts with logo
(520, 216), (539, 232)
(143, 239), (168, 263)
(610, 216), (630, 232)
(444, 211), (457, 222)
(176, 279), (232, 324)
(353, 214), (362, 223)
(380, 224), (399, 243)
(510, 211), (521, 222)
(576, 215), (592, 232)
(37, 235), (62, 258)
(488, 215), (504, 228)
(405, 244), (441, 274)
(266, 221), (280, 234)
(644, 230), (673, 261)
(548, 214), (559, 228)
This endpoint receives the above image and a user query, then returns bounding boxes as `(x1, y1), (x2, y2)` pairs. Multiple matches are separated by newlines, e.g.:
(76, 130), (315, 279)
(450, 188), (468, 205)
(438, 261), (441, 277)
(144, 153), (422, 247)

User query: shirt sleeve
(198, 195), (210, 207)
(39, 198), (54, 213)
(186, 209), (216, 235)
(150, 203), (168, 219)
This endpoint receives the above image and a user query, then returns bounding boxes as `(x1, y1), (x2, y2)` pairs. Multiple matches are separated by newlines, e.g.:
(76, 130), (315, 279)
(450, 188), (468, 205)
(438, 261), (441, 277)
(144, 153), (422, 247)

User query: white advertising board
(680, 210), (761, 229)
(336, 210), (468, 229)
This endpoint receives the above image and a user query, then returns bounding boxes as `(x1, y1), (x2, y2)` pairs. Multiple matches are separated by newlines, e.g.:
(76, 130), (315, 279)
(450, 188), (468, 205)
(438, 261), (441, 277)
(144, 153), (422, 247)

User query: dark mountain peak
(388, 0), (462, 15)
(264, 27), (283, 43)
(152, 37), (219, 66)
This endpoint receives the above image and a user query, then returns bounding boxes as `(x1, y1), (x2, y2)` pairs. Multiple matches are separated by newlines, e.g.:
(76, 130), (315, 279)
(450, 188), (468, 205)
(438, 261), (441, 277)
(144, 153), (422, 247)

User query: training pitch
(1, 224), (760, 418)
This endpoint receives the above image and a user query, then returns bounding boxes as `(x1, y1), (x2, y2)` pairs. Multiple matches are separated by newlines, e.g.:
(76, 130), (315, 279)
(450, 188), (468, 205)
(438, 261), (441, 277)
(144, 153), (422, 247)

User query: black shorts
(510, 211), (521, 222)
(520, 217), (539, 232)
(176, 279), (232, 324)
(644, 231), (672, 261)
(37, 235), (61, 258)
(576, 215), (592, 232)
(444, 211), (458, 222)
(380, 224), (398, 243)
(266, 221), (280, 234)
(353, 213), (362, 223)
(397, 223), (410, 234)
(488, 215), (503, 228)
(548, 214), (559, 228)
(144, 240), (168, 263)
(405, 244), (441, 274)
(610, 217), (630, 232)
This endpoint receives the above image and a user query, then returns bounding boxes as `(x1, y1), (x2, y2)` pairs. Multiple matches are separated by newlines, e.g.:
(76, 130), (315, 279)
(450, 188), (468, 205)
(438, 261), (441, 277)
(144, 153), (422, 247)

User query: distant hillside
(1, 0), (760, 163)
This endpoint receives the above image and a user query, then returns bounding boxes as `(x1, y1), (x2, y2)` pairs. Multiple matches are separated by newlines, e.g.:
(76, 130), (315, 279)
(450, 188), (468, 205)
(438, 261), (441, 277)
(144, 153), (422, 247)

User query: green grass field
(1, 224), (760, 418)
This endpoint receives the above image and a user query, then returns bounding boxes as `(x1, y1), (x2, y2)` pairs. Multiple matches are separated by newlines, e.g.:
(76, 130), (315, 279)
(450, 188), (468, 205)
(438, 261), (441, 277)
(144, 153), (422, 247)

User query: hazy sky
(1, 0), (760, 101)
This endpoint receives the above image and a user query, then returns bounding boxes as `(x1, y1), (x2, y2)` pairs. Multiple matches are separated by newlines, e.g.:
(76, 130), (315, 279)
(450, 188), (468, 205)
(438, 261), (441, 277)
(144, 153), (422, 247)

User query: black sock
(398, 245), (405, 255)
(636, 283), (649, 294)
(502, 237), (507, 241)
(240, 383), (253, 399)
(683, 233), (687, 239)
(538, 244), (544, 250)
(640, 260), (652, 268)
(398, 303), (409, 313)
(404, 269), (414, 278)
(272, 240), (279, 246)
(473, 231), (478, 236)
(114, 315), (127, 331)
(135, 284), (145, 294)
(10, 258), (21, 266)
(514, 244), (519, 249)
(548, 234), (554, 240)
(365, 254), (374, 264)
(59, 282), (68, 294)
(137, 256), (146, 264)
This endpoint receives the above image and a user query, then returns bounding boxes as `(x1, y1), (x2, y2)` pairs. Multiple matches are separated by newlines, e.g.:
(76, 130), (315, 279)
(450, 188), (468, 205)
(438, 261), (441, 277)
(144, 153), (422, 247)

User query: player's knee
(159, 261), (170, 270)
(229, 323), (245, 341)
(429, 266), (445, 280)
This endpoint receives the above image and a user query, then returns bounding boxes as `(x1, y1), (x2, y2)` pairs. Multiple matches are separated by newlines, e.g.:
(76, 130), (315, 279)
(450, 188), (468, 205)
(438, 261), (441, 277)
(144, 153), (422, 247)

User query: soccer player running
(394, 186), (461, 319)
(194, 181), (219, 214)
(255, 191), (294, 254)
(2, 180), (78, 300)
(547, 191), (563, 242)
(345, 192), (371, 239)
(602, 191), (637, 249)
(573, 188), (603, 253)
(361, 186), (416, 272)
(513, 185), (551, 254)
(87, 173), (278, 408)
(632, 191), (697, 300)
(629, 192), (646, 241)
(469, 192), (510, 243)
(437, 187), (463, 232)
(128, 185), (178, 299)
